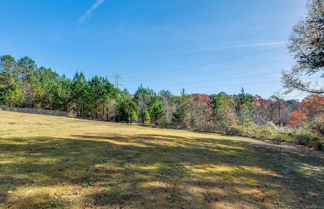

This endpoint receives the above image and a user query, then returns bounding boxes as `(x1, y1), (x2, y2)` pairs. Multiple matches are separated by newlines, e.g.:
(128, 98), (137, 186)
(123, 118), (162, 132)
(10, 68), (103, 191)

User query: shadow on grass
(0, 133), (323, 209)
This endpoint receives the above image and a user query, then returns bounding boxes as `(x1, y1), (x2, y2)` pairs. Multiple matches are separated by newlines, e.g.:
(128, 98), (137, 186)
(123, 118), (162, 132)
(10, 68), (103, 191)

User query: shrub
(310, 115), (324, 139)
(226, 126), (323, 150)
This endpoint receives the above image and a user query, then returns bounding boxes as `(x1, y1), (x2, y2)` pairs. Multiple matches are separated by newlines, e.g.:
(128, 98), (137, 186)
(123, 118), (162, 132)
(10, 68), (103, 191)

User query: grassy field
(0, 111), (323, 209)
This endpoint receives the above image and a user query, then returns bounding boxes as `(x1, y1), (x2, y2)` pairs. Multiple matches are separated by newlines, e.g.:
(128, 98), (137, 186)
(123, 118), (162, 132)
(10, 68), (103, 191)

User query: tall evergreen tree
(150, 97), (164, 124)
(72, 72), (88, 117)
(134, 85), (155, 124)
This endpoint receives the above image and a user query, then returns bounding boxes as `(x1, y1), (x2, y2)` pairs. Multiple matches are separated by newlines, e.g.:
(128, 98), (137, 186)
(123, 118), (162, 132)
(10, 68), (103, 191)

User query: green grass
(0, 111), (323, 209)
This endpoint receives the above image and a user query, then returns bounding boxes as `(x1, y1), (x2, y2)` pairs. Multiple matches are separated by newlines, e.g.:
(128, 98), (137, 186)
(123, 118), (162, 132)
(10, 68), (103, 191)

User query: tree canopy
(282, 0), (324, 94)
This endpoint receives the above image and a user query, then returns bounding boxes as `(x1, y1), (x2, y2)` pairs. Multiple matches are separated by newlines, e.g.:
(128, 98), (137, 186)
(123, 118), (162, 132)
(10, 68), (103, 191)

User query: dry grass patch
(0, 111), (323, 209)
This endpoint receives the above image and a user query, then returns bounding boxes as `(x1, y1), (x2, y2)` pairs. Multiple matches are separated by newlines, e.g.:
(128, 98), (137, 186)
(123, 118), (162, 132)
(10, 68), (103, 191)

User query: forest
(0, 54), (323, 149)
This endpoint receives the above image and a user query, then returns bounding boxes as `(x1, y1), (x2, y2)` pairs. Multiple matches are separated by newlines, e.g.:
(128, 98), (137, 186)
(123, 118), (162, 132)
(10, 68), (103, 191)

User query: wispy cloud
(137, 41), (286, 56)
(79, 0), (105, 23)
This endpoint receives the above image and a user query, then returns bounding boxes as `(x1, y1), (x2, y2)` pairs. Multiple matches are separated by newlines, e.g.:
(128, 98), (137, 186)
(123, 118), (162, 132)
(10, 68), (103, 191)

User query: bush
(310, 115), (324, 139)
(227, 126), (323, 150)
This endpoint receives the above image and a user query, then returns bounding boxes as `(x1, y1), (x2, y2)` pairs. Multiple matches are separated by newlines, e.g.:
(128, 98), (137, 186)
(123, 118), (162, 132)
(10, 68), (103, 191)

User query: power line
(126, 80), (282, 90)
(124, 57), (290, 83)
(126, 71), (283, 89)
(125, 7), (302, 59)
(118, 9), (301, 82)
(124, 46), (287, 82)
(119, 13), (296, 78)
(196, 6), (303, 48)
(110, 8), (304, 95)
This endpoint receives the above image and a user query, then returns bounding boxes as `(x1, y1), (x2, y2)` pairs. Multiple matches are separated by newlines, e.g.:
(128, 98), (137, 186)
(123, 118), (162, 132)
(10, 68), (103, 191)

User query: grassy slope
(0, 111), (323, 209)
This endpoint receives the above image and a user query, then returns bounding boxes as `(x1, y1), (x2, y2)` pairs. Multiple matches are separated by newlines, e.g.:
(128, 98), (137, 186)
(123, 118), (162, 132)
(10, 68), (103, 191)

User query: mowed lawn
(0, 111), (323, 209)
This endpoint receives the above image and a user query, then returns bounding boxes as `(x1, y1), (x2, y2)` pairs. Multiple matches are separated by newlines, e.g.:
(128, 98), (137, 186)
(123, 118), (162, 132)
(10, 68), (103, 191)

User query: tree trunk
(106, 107), (109, 122)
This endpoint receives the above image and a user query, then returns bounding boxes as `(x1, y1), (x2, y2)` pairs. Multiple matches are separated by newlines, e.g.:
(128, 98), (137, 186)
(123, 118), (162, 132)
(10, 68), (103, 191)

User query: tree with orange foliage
(301, 95), (324, 118)
(288, 111), (308, 127)
(288, 95), (324, 127)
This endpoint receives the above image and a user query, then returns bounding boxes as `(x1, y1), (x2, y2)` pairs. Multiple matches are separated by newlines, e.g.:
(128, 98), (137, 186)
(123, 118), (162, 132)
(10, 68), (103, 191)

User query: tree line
(1, 54), (323, 149)
(1, 54), (321, 130)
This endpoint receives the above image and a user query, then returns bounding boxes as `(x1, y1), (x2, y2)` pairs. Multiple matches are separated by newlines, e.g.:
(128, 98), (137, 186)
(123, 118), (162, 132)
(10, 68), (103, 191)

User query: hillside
(0, 111), (323, 209)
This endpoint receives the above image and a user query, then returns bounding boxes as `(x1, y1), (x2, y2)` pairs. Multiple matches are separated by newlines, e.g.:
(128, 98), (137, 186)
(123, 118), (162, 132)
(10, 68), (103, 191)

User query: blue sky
(0, 0), (308, 98)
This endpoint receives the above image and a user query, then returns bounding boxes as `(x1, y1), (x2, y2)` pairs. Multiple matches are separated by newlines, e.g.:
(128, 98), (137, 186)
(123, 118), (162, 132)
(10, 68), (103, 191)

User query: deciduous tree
(282, 0), (324, 94)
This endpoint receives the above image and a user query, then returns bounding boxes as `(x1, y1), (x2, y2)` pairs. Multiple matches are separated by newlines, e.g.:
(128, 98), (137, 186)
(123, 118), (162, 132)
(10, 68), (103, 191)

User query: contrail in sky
(79, 0), (105, 23)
